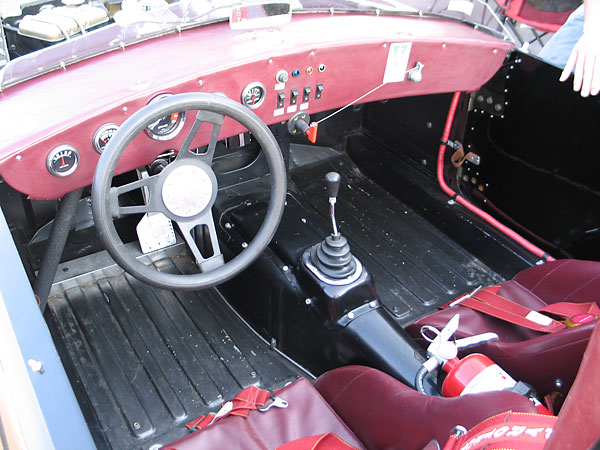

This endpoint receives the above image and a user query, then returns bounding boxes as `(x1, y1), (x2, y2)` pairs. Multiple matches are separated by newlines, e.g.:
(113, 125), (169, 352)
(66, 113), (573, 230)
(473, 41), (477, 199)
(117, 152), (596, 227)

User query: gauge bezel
(46, 145), (80, 177)
(241, 82), (266, 109)
(145, 94), (186, 141)
(93, 123), (119, 154)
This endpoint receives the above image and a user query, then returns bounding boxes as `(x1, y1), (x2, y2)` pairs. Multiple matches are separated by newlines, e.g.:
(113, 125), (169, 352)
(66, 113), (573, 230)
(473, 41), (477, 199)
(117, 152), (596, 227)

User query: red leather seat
(313, 366), (538, 450)
(406, 259), (600, 397)
(163, 321), (600, 450)
(163, 366), (537, 450)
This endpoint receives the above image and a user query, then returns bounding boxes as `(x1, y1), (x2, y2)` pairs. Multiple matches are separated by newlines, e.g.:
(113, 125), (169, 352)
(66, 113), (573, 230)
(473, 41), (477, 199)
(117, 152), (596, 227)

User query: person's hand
(560, 30), (600, 97)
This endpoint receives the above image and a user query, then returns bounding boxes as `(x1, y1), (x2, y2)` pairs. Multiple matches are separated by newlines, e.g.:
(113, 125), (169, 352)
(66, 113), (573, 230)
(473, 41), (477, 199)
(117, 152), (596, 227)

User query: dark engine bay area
(1, 4), (600, 448)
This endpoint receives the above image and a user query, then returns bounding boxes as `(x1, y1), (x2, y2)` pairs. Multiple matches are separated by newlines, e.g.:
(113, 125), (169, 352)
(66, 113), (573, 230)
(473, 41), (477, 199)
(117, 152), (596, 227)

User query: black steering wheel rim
(92, 93), (287, 290)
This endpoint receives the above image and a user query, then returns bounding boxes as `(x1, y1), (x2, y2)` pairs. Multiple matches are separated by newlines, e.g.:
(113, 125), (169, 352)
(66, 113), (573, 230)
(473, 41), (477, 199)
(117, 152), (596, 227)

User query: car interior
(1, 3), (600, 449)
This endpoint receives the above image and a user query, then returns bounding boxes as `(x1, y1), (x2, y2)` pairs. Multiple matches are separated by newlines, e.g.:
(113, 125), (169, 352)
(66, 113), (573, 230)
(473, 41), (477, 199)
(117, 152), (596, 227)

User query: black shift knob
(325, 172), (341, 199)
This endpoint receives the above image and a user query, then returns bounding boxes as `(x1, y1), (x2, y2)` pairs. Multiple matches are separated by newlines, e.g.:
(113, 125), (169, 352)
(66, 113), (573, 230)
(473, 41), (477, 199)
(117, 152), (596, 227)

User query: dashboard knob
(276, 70), (289, 83)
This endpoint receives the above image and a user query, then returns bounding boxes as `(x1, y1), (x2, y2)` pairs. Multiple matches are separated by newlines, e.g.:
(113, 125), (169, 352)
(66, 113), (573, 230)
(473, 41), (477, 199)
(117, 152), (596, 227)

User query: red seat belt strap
(460, 288), (565, 333)
(442, 410), (557, 450)
(451, 286), (600, 333)
(539, 301), (600, 325)
(229, 385), (272, 417)
(185, 385), (273, 431)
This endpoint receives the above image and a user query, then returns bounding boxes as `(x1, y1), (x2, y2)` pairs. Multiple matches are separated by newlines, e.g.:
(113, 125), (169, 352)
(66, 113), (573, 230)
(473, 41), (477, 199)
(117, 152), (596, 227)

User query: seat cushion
(162, 378), (366, 450)
(314, 366), (538, 450)
(405, 259), (600, 396)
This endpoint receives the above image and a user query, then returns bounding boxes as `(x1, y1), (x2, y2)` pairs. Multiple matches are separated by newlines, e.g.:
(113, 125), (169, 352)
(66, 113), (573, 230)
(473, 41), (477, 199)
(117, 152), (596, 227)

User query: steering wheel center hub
(161, 164), (214, 218)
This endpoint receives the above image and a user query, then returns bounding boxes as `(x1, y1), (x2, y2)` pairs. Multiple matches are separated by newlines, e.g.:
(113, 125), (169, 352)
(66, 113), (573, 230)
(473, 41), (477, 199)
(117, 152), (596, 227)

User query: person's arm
(560, 0), (600, 97)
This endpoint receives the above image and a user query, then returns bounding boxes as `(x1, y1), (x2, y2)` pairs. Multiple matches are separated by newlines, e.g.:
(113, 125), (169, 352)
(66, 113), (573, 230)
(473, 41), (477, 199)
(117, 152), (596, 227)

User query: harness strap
(185, 385), (273, 430)
(442, 410), (557, 450)
(451, 286), (599, 333)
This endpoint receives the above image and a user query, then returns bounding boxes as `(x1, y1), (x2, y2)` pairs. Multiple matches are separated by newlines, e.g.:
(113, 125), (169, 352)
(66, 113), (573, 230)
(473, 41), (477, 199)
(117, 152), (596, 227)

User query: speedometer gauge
(47, 145), (79, 177)
(93, 123), (119, 153)
(241, 82), (266, 109)
(145, 94), (186, 141)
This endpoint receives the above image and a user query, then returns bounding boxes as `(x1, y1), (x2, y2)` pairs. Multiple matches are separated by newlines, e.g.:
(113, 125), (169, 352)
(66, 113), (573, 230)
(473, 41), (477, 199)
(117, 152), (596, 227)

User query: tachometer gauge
(145, 94), (186, 141)
(241, 82), (266, 109)
(93, 123), (119, 154)
(47, 145), (79, 177)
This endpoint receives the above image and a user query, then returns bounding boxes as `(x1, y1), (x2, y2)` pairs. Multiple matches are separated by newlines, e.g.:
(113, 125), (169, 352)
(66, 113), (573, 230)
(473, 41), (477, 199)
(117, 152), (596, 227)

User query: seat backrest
(497, 0), (581, 32)
(546, 322), (600, 450)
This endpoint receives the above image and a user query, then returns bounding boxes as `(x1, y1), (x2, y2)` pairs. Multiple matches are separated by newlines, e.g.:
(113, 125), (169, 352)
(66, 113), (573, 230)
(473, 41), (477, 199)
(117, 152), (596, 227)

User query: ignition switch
(287, 112), (318, 143)
(149, 157), (170, 175)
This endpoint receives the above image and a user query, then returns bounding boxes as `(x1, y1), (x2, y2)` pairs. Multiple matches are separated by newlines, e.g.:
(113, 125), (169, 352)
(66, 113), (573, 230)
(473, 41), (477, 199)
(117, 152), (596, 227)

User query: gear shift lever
(325, 172), (341, 238)
(308, 172), (357, 280)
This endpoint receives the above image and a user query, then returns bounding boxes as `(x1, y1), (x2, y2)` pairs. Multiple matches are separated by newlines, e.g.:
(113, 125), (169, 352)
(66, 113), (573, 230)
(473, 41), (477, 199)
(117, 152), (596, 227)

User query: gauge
(47, 145), (79, 177)
(145, 94), (186, 141)
(93, 123), (119, 154)
(241, 82), (266, 109)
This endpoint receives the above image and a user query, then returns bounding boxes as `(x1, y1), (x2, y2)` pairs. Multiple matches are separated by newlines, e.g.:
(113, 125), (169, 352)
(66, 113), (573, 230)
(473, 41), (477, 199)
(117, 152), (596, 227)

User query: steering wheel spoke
(176, 213), (224, 272)
(177, 110), (225, 165)
(109, 175), (162, 218)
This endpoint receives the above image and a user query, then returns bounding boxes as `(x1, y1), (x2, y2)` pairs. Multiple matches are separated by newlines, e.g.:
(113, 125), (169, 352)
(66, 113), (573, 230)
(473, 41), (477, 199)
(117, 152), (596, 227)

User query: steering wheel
(91, 93), (287, 291)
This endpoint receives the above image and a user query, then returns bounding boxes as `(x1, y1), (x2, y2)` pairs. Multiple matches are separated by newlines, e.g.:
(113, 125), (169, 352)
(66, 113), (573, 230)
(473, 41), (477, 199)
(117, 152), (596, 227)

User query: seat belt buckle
(566, 313), (598, 327)
(258, 396), (289, 412)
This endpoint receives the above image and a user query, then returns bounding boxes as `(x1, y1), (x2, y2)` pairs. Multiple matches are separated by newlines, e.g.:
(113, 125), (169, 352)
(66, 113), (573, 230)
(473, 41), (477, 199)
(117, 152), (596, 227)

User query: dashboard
(0, 14), (511, 199)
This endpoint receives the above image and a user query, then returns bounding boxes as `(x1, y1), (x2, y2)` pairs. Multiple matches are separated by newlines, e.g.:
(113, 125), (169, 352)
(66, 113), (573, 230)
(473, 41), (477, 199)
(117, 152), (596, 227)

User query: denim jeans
(538, 4), (585, 68)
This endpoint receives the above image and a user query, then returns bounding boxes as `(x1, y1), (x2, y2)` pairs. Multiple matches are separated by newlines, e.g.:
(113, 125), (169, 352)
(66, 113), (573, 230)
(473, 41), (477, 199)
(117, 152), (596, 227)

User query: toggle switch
(315, 84), (323, 99)
(277, 92), (285, 108)
(303, 86), (311, 102)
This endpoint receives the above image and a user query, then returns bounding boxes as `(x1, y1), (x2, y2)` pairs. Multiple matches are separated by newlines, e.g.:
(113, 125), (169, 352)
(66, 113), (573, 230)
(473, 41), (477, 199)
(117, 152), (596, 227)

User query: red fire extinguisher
(442, 353), (516, 397)
(417, 314), (552, 415)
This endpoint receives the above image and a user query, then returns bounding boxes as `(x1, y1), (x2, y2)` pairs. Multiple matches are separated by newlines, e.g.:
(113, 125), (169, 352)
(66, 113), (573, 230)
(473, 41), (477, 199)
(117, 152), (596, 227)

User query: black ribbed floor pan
(47, 255), (305, 450)
(291, 154), (503, 325)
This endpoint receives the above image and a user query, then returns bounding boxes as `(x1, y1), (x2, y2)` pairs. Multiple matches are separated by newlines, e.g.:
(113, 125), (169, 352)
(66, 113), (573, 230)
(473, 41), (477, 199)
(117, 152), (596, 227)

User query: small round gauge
(241, 82), (266, 109)
(145, 94), (186, 141)
(93, 123), (119, 154)
(47, 145), (80, 177)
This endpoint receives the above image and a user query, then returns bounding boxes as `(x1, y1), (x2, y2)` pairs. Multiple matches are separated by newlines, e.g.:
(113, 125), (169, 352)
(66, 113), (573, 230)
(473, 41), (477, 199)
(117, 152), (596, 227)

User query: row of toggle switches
(277, 84), (323, 108)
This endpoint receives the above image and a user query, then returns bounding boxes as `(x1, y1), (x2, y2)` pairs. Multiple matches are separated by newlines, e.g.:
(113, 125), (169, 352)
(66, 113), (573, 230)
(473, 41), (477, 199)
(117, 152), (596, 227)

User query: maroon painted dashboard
(0, 14), (511, 200)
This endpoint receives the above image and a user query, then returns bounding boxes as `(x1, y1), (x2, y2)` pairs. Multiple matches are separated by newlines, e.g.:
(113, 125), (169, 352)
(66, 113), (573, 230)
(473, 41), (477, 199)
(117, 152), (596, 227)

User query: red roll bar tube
(437, 92), (555, 262)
